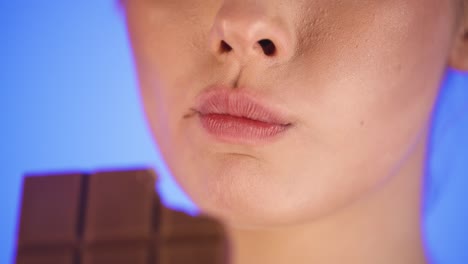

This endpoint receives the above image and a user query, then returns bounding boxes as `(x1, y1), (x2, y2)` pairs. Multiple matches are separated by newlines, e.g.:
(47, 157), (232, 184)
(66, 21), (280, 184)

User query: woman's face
(125, 0), (462, 228)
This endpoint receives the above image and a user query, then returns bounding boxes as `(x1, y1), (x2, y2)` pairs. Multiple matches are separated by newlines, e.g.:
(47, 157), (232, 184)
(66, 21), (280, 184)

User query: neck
(225, 136), (429, 264)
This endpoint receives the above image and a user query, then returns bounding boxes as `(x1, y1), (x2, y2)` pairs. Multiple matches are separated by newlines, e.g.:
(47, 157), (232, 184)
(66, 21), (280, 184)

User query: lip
(193, 86), (293, 144)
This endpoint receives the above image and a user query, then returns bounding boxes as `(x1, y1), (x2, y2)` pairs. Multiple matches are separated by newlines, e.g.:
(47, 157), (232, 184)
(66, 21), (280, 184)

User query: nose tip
(208, 2), (295, 65)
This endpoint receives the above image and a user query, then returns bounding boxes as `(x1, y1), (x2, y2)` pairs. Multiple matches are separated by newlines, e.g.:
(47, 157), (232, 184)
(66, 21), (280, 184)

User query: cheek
(293, 0), (452, 149)
(126, 2), (209, 142)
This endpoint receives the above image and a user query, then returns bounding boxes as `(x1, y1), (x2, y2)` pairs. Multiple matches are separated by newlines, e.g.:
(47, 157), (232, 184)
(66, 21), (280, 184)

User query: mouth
(192, 86), (293, 145)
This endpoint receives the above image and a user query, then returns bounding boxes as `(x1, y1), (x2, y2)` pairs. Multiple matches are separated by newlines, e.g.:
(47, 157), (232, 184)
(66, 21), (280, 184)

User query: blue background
(1, 1), (467, 264)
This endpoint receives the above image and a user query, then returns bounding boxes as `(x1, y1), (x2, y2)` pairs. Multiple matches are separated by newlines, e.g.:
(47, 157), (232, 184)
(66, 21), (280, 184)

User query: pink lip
(193, 86), (293, 144)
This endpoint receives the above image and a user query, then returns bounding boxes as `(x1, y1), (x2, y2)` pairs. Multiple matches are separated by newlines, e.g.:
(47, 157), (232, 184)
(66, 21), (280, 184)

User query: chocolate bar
(15, 168), (229, 264)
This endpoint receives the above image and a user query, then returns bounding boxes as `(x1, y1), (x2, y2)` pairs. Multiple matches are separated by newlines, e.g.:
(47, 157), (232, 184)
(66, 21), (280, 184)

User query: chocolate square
(83, 168), (158, 243)
(17, 173), (85, 247)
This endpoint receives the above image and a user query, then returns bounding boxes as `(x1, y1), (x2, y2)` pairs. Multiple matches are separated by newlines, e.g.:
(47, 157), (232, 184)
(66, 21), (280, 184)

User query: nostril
(219, 40), (232, 53)
(218, 39), (277, 56)
(258, 39), (276, 56)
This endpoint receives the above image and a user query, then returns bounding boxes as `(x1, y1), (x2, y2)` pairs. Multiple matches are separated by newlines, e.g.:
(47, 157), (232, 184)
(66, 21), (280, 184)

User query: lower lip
(198, 113), (290, 144)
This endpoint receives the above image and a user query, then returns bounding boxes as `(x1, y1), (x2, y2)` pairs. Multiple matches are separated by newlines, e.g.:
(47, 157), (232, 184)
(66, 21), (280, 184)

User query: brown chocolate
(17, 172), (85, 248)
(159, 240), (226, 264)
(160, 207), (226, 241)
(83, 168), (158, 244)
(82, 246), (150, 264)
(15, 168), (229, 264)
(159, 206), (228, 264)
(15, 249), (75, 264)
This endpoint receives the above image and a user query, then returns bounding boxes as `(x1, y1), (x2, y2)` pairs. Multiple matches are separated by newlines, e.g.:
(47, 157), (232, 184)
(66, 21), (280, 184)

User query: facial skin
(124, 0), (468, 262)
(123, 0), (468, 226)
(124, 0), (466, 226)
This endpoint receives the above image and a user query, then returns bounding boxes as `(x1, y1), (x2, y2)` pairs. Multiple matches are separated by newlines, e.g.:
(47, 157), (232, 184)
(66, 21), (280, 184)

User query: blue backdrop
(1, 1), (467, 264)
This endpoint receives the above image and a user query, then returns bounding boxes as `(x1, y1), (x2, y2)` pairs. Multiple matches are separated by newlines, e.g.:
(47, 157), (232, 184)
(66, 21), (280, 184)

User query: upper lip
(194, 85), (293, 126)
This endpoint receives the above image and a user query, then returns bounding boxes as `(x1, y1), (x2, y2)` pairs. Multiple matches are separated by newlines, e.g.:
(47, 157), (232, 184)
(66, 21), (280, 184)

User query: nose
(208, 0), (296, 66)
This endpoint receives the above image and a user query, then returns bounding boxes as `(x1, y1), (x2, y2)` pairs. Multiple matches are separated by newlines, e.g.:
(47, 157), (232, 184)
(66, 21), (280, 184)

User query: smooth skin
(123, 0), (468, 263)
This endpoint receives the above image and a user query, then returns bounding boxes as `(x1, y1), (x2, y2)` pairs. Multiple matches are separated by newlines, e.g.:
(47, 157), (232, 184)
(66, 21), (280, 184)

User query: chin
(177, 171), (334, 230)
(196, 195), (332, 230)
